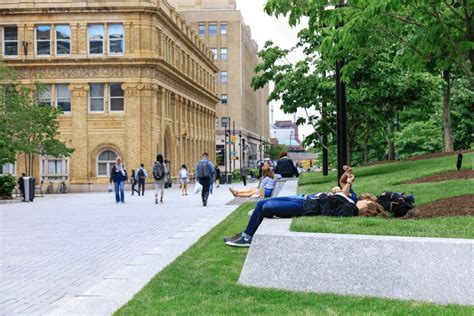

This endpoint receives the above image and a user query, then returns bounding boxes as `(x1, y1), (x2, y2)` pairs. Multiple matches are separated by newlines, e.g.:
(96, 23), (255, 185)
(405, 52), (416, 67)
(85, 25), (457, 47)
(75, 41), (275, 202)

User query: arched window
(97, 150), (117, 177)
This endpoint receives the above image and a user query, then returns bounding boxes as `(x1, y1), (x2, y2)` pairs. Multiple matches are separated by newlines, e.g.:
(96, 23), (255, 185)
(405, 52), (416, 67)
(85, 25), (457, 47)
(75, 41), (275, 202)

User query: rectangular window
(3, 26), (18, 56)
(221, 94), (228, 104)
(109, 83), (124, 111)
(41, 157), (68, 180)
(208, 23), (217, 36)
(56, 84), (71, 112)
(220, 71), (228, 84)
(220, 22), (227, 35)
(210, 48), (217, 61)
(221, 117), (229, 128)
(220, 48), (227, 61)
(55, 25), (71, 55)
(0, 163), (15, 175)
(88, 24), (104, 55)
(198, 23), (205, 36)
(36, 25), (51, 56)
(89, 83), (104, 111)
(108, 23), (124, 54)
(37, 84), (52, 107)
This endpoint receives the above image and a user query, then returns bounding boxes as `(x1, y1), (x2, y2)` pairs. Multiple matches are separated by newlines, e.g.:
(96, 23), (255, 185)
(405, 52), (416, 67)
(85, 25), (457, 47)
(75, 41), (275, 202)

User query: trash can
(23, 176), (35, 202)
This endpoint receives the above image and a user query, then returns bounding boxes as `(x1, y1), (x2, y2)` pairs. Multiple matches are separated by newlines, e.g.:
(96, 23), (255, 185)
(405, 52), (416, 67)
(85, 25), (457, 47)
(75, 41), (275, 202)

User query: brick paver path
(0, 184), (240, 315)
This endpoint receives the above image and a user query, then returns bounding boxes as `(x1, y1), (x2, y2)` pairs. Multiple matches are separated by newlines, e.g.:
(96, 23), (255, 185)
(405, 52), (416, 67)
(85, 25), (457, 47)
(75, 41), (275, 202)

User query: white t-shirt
(179, 168), (188, 179)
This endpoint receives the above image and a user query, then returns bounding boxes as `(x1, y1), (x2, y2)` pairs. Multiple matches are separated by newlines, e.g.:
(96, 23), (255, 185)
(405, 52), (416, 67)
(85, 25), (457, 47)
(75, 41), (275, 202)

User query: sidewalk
(0, 184), (237, 315)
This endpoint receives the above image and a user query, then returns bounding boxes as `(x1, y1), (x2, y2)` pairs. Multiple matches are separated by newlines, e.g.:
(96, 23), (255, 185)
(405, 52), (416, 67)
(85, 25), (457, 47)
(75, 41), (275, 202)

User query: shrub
(232, 168), (240, 181)
(0, 174), (16, 198)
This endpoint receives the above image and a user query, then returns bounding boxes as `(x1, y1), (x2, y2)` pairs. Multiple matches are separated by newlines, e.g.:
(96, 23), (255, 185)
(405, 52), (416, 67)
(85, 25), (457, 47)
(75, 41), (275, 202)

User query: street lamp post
(239, 132), (242, 170)
(224, 125), (229, 183)
(328, 0), (349, 181)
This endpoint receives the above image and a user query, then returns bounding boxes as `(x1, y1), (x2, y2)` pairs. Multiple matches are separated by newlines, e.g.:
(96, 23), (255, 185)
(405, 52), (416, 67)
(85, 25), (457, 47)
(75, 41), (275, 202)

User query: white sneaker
(248, 209), (254, 217)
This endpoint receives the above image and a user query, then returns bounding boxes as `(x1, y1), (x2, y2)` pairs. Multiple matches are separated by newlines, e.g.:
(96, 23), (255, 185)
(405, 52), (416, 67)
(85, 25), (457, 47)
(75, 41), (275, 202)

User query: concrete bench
(238, 180), (474, 306)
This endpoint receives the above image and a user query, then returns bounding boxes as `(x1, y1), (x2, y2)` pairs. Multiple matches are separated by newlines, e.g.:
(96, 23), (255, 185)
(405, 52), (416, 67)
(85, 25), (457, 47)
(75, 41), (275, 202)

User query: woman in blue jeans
(110, 157), (127, 204)
(225, 172), (356, 247)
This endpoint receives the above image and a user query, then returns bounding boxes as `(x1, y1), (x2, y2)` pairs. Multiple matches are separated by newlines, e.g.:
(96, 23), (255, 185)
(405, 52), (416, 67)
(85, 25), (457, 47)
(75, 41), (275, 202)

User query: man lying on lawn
(225, 168), (387, 247)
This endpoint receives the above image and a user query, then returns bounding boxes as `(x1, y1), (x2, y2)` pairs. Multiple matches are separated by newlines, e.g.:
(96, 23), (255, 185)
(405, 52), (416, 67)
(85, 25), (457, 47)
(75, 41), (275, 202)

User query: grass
(293, 153), (473, 238)
(116, 203), (473, 315)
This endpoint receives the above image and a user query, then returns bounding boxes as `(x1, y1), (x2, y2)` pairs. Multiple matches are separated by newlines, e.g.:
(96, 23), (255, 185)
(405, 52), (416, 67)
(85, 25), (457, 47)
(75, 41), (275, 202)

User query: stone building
(0, 0), (219, 191)
(168, 0), (270, 171)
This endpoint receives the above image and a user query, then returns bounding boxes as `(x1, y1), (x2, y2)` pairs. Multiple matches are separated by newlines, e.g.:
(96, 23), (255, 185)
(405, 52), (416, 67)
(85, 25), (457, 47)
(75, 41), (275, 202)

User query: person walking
(215, 166), (221, 188)
(110, 157), (127, 204)
(241, 165), (248, 186)
(152, 154), (167, 204)
(130, 169), (139, 196)
(179, 164), (189, 196)
(136, 163), (148, 196)
(18, 173), (26, 201)
(195, 152), (215, 207)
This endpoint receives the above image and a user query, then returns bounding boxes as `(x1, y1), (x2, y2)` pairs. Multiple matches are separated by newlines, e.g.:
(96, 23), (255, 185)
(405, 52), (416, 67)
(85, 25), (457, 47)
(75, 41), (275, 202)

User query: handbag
(194, 182), (202, 194)
(107, 184), (113, 193)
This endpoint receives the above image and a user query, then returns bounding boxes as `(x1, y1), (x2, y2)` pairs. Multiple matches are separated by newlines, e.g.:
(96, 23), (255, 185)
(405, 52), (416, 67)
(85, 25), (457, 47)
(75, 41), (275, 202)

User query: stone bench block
(239, 218), (474, 306)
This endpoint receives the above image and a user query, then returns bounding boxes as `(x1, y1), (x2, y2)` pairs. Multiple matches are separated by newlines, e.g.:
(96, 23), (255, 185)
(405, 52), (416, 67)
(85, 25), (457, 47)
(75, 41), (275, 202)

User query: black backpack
(377, 192), (414, 217)
(153, 162), (165, 180)
(137, 169), (145, 181)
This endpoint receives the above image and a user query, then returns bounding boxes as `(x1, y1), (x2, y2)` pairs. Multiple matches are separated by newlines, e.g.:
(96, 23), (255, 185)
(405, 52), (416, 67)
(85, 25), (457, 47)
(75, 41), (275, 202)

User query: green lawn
(116, 203), (473, 315)
(293, 153), (473, 238)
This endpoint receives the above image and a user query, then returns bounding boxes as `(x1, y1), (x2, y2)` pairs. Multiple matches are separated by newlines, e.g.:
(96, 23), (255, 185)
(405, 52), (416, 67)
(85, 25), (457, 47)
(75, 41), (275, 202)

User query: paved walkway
(0, 183), (246, 315)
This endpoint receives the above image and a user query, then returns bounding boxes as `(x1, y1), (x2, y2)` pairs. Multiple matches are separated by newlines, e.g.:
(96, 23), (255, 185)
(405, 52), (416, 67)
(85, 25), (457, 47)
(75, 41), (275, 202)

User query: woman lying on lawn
(229, 161), (281, 198)
(225, 168), (386, 247)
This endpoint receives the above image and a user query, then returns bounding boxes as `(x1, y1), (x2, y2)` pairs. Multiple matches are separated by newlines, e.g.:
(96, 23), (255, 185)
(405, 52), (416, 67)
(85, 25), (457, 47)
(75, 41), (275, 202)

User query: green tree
(264, 0), (473, 152)
(0, 63), (74, 176)
(265, 144), (288, 159)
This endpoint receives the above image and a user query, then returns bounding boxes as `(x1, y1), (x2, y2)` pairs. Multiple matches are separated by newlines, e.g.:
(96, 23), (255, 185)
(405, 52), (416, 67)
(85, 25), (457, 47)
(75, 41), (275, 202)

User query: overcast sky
(236, 0), (312, 141)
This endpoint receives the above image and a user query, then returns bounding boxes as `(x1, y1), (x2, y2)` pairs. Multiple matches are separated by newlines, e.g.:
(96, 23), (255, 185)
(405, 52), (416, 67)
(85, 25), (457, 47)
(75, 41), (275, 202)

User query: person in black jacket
(274, 151), (299, 178)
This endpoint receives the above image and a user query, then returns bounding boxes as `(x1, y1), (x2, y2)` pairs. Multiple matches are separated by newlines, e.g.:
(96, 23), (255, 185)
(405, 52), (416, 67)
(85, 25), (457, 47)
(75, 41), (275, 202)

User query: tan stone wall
(1, 1), (218, 191)
(170, 3), (270, 167)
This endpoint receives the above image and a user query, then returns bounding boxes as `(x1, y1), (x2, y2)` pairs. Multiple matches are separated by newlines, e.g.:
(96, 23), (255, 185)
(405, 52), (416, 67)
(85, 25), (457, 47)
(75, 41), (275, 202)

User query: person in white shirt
(179, 164), (189, 196)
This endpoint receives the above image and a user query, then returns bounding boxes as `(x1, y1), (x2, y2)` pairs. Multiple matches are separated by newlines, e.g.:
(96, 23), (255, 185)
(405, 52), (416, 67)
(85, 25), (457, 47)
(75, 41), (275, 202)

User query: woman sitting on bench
(229, 161), (281, 198)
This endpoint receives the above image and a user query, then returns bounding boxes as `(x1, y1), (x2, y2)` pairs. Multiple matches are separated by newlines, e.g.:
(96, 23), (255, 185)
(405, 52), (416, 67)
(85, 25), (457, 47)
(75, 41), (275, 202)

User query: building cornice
(6, 58), (219, 106)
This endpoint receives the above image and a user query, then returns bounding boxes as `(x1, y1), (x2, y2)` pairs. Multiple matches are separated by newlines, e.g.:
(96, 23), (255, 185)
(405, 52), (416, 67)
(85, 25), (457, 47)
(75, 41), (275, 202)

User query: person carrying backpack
(195, 152), (215, 207)
(130, 169), (139, 196)
(136, 163), (148, 196)
(152, 154), (167, 204)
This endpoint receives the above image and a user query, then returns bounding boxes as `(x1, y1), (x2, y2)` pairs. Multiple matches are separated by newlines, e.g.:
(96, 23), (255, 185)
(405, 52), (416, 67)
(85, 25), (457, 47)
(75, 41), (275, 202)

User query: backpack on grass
(377, 192), (415, 217)
(153, 162), (165, 181)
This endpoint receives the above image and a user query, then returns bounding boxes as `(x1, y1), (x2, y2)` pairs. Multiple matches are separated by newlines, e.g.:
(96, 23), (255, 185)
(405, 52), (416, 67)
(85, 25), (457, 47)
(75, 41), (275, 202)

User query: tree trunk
(363, 123), (369, 164)
(442, 69), (454, 152)
(387, 120), (395, 161)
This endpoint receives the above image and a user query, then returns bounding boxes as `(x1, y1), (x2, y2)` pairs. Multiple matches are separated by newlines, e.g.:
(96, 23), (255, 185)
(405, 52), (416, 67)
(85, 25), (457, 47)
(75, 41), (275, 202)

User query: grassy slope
(293, 153), (473, 238)
(116, 203), (473, 315)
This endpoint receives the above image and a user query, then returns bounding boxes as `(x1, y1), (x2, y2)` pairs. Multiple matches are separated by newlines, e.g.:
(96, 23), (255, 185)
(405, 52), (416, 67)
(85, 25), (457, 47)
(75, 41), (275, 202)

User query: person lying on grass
(229, 161), (282, 198)
(225, 168), (386, 248)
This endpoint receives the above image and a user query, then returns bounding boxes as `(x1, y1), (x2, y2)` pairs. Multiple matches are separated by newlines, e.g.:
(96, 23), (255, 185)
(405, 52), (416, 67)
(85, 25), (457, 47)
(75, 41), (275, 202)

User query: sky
(236, 0), (312, 142)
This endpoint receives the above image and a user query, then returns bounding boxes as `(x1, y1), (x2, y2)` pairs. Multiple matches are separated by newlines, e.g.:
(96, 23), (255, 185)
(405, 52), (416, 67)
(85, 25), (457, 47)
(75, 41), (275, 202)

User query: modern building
(270, 120), (303, 151)
(168, 0), (270, 171)
(0, 0), (219, 191)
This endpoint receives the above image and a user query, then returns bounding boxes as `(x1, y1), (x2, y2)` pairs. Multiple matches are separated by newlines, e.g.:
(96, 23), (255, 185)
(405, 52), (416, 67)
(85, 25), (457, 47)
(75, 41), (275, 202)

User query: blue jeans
(114, 181), (125, 203)
(264, 188), (273, 198)
(244, 196), (305, 236)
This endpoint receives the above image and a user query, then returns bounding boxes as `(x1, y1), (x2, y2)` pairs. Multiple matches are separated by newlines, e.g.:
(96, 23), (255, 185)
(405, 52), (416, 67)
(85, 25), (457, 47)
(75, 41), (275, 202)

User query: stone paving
(0, 183), (243, 315)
